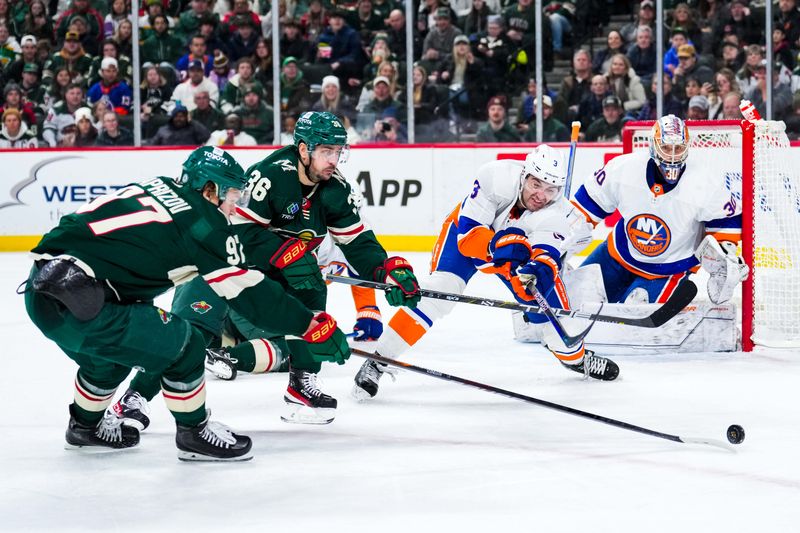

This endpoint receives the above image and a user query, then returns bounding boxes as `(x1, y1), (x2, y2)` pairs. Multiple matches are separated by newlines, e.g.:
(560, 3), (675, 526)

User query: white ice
(1, 252), (799, 532)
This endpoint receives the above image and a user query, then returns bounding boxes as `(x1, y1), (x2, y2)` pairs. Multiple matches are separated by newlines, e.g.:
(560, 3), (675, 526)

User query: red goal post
(622, 119), (800, 352)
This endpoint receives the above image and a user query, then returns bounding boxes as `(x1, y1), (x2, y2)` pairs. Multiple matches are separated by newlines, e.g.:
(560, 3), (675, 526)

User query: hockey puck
(726, 424), (745, 445)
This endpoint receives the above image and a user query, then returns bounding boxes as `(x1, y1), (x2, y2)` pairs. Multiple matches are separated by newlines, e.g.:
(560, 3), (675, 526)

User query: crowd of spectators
(0, 0), (798, 148)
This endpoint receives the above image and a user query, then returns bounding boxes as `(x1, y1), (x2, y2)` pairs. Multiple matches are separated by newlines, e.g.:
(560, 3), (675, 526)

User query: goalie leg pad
(32, 258), (107, 321)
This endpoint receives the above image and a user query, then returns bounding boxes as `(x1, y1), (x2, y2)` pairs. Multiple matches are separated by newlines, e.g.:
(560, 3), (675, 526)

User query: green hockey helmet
(180, 146), (247, 201)
(294, 111), (349, 162)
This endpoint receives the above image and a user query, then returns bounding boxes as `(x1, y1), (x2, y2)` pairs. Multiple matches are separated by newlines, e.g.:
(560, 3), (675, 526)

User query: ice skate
(281, 367), (337, 424)
(65, 404), (140, 451)
(176, 411), (252, 462)
(205, 347), (238, 381)
(108, 389), (151, 431)
(352, 358), (396, 401)
(562, 350), (620, 381)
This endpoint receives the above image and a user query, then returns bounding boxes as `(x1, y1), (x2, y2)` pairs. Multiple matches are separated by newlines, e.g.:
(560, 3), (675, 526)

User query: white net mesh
(625, 120), (800, 348)
(749, 121), (800, 347)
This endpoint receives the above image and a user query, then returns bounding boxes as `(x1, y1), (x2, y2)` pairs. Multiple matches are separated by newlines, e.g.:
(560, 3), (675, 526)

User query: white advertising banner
(0, 144), (624, 249)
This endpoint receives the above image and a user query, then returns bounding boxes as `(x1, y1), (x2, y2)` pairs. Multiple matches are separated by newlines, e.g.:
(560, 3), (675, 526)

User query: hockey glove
(489, 228), (533, 276)
(374, 256), (421, 308)
(352, 305), (383, 341)
(270, 238), (324, 291)
(695, 236), (749, 304)
(302, 312), (351, 365)
(511, 249), (562, 301)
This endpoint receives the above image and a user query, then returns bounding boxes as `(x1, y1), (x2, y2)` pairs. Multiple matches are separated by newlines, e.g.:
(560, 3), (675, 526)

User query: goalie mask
(519, 144), (568, 209)
(650, 115), (689, 184)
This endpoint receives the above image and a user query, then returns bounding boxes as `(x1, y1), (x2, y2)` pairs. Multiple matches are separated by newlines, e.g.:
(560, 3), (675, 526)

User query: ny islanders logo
(626, 214), (671, 257)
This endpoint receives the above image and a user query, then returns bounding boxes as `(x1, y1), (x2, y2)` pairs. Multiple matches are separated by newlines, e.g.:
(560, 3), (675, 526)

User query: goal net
(622, 120), (800, 351)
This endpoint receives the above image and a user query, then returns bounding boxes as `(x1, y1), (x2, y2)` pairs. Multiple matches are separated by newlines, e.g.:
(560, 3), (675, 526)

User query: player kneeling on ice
(22, 146), (350, 461)
(110, 112), (420, 427)
(353, 145), (619, 401)
(525, 115), (746, 352)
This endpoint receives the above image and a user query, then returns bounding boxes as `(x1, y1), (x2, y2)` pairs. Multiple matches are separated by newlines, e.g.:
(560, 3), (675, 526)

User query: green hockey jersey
(237, 145), (388, 279)
(31, 176), (313, 335)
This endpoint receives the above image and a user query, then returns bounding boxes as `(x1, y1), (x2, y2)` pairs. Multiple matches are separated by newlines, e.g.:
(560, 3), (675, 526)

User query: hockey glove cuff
(353, 305), (383, 341)
(489, 228), (533, 272)
(302, 312), (351, 365)
(374, 257), (421, 308)
(270, 238), (324, 291)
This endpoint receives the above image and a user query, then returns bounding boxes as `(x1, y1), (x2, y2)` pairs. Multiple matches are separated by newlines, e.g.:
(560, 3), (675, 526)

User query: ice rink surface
(1, 252), (799, 532)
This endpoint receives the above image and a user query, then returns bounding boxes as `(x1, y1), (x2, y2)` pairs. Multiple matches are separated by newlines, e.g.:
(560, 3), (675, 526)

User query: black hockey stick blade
(644, 278), (698, 327)
(327, 275), (697, 329)
(351, 348), (734, 451)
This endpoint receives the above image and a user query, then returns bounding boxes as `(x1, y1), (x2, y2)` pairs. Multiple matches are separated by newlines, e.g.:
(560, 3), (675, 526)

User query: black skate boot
(205, 348), (238, 381)
(352, 358), (397, 401)
(562, 350), (620, 381)
(65, 404), (140, 451)
(281, 367), (337, 424)
(108, 389), (151, 431)
(175, 411), (253, 462)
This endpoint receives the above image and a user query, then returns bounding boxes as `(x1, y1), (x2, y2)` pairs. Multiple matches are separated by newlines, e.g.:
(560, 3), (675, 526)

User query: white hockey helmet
(521, 144), (568, 187)
(650, 114), (690, 184)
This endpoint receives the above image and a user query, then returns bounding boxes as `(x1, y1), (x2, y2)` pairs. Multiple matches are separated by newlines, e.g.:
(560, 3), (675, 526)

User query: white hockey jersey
(452, 159), (593, 264)
(573, 151), (742, 278)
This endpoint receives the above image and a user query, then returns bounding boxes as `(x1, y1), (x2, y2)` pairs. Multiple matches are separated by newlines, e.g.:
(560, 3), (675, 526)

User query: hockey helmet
(650, 114), (690, 183)
(522, 144), (568, 187)
(180, 146), (247, 202)
(294, 111), (349, 162)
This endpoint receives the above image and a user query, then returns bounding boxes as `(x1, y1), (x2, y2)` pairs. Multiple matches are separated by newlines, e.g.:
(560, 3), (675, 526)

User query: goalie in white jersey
(572, 115), (747, 306)
(353, 145), (621, 401)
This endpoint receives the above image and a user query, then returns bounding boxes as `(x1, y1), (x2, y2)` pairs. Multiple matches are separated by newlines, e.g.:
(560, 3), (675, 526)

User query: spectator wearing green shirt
(522, 95), (569, 142)
(476, 95), (521, 143)
(233, 84), (273, 144)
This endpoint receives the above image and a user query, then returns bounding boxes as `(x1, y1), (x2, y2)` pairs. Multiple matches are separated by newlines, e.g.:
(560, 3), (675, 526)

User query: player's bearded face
(309, 145), (346, 182)
(521, 176), (560, 211)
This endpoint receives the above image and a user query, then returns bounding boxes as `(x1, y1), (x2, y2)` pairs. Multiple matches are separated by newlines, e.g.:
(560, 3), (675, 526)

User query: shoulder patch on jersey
(626, 214), (671, 257)
(272, 159), (297, 172)
(190, 301), (213, 314)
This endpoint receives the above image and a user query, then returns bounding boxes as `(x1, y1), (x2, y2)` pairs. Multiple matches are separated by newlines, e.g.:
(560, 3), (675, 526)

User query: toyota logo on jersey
(626, 214), (671, 257)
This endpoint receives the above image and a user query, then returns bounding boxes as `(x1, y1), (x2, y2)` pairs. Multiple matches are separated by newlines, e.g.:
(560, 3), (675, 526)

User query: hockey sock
(128, 370), (163, 402)
(286, 338), (323, 373)
(161, 328), (208, 427)
(72, 373), (118, 426)
(229, 338), (286, 373)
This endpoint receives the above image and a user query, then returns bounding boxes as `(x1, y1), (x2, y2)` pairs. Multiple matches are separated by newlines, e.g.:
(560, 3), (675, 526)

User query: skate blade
(351, 384), (375, 402)
(280, 402), (335, 425)
(64, 442), (138, 453)
(177, 450), (253, 462)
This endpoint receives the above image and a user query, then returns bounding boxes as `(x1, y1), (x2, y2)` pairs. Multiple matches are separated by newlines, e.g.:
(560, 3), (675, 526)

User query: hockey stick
(350, 348), (734, 451)
(327, 274), (697, 329)
(564, 121), (581, 200)
(515, 277), (596, 348)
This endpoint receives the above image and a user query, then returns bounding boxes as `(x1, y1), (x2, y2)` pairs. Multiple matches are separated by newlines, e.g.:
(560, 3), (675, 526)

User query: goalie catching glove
(270, 238), (324, 291)
(374, 257), (421, 308)
(694, 235), (749, 304)
(302, 311), (351, 364)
